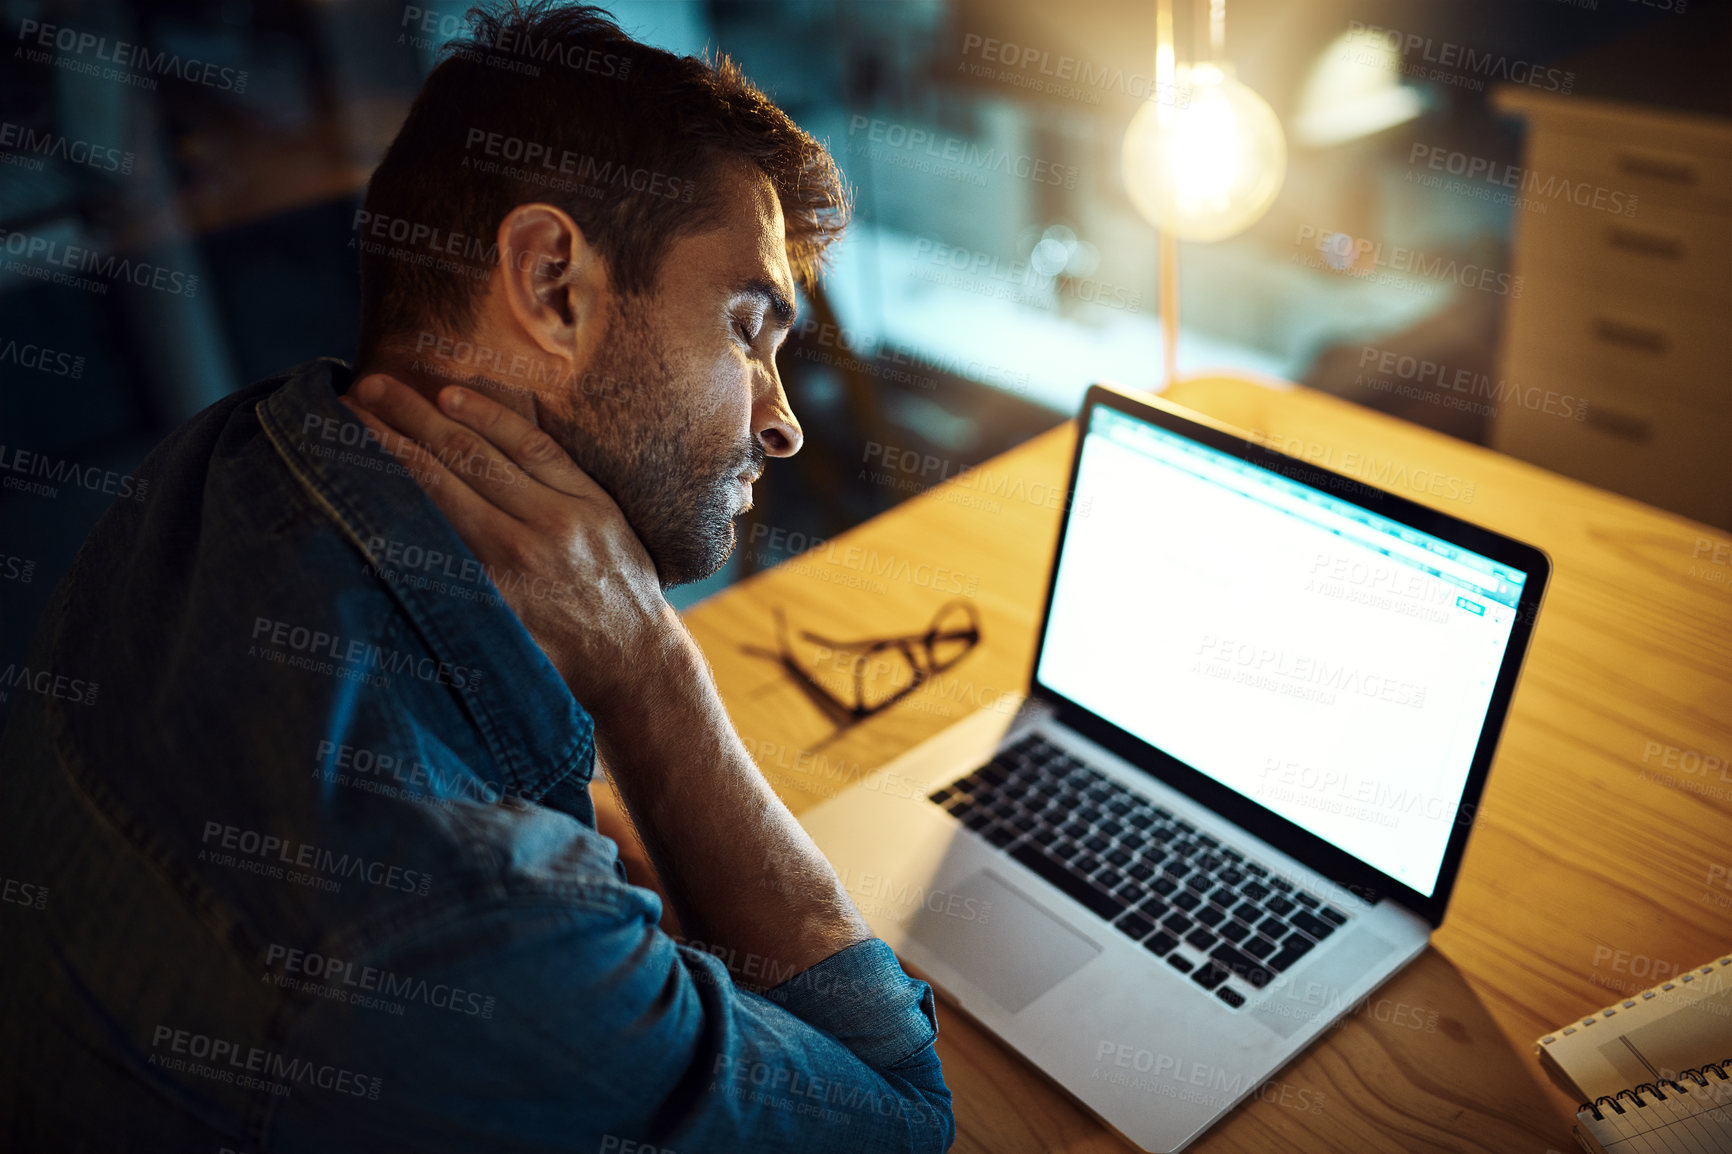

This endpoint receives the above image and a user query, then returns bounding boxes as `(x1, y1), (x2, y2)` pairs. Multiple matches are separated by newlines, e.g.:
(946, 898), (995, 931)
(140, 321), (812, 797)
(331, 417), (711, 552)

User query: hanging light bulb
(1122, 60), (1287, 243)
(1124, 0), (1286, 388)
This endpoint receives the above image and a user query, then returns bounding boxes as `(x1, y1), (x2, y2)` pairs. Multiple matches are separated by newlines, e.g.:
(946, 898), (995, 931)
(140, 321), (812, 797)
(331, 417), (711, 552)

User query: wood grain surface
(681, 375), (1732, 1153)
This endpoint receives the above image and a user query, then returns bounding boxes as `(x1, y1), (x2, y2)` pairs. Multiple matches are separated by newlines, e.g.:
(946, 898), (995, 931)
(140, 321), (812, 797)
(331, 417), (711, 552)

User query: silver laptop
(801, 383), (1550, 1153)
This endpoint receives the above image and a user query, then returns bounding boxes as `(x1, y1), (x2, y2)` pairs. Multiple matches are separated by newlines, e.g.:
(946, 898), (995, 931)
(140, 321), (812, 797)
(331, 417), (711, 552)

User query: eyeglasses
(745, 599), (982, 729)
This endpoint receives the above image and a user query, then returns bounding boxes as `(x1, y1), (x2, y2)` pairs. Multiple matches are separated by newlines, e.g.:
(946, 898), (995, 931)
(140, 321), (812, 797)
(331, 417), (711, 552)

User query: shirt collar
(256, 357), (594, 802)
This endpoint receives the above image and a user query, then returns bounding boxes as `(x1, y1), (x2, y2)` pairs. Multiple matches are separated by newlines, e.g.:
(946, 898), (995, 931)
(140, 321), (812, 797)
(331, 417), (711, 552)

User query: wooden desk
(682, 376), (1732, 1153)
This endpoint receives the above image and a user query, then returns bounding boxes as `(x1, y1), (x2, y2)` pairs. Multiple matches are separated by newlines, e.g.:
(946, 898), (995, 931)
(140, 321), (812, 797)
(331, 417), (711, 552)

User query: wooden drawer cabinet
(1503, 271), (1730, 409)
(1512, 198), (1732, 311)
(1491, 89), (1732, 529)
(1495, 358), (1732, 528)
(1524, 127), (1732, 217)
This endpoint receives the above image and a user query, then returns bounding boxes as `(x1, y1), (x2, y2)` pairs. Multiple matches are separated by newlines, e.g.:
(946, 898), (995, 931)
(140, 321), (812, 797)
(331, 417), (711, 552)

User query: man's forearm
(591, 627), (873, 983)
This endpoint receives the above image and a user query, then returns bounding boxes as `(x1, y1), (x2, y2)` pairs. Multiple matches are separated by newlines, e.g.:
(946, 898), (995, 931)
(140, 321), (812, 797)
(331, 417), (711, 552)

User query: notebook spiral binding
(1582, 1058), (1732, 1121)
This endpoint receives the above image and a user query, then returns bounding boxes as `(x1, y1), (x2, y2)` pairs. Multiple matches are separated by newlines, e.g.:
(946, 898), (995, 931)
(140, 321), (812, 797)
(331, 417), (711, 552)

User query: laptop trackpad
(908, 870), (1101, 1014)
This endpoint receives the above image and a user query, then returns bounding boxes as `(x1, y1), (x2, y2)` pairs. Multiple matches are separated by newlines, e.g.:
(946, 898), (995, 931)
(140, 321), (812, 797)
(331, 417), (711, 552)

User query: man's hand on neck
(339, 374), (873, 985)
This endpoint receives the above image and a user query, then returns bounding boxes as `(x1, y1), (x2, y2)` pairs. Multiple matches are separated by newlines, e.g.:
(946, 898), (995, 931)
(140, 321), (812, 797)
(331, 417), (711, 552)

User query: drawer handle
(1592, 317), (1669, 354)
(1584, 406), (1652, 443)
(1605, 226), (1685, 260)
(1615, 152), (1699, 186)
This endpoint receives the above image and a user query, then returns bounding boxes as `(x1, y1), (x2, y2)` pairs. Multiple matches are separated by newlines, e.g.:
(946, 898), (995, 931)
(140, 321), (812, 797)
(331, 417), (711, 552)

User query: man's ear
(494, 203), (609, 366)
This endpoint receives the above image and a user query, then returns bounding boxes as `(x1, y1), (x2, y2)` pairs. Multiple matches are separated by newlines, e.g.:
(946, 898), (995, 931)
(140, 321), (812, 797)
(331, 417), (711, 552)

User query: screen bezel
(1028, 383), (1551, 927)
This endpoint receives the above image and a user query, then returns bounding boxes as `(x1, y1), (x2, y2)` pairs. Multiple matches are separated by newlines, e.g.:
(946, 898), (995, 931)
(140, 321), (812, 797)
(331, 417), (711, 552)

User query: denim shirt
(0, 359), (954, 1154)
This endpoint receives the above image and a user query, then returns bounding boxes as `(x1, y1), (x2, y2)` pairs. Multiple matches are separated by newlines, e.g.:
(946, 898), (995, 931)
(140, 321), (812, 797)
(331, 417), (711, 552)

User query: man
(0, 4), (954, 1152)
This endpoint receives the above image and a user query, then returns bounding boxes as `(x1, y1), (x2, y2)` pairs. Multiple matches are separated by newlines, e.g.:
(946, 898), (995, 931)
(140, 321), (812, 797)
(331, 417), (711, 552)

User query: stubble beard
(541, 296), (762, 589)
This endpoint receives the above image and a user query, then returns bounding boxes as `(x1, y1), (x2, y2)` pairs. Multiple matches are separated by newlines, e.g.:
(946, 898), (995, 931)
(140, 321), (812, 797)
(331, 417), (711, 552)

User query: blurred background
(2, 0), (1728, 699)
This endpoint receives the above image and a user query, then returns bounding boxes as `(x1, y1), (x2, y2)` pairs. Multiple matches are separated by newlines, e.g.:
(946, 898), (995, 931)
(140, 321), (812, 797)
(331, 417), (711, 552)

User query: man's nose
(756, 376), (803, 457)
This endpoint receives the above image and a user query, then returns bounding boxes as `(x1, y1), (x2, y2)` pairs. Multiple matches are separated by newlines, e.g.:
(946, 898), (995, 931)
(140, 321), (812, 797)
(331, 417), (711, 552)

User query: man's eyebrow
(739, 277), (796, 329)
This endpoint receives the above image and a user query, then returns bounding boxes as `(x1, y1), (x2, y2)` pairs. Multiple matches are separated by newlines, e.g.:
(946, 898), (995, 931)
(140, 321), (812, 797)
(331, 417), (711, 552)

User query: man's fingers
(337, 394), (511, 549)
(436, 384), (607, 504)
(341, 374), (655, 598)
(349, 374), (546, 519)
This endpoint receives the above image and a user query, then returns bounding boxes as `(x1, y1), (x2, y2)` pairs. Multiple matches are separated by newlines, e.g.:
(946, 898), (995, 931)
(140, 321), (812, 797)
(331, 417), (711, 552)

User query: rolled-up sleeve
(267, 845), (954, 1154)
(759, 937), (940, 1070)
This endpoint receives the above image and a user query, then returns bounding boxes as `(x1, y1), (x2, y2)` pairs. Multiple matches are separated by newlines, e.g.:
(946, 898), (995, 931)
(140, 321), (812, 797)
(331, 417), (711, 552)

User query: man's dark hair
(356, 1), (849, 363)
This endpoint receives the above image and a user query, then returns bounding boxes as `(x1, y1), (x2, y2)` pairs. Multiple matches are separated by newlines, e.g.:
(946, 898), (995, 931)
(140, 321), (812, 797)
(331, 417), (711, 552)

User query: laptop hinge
(1004, 694), (1059, 744)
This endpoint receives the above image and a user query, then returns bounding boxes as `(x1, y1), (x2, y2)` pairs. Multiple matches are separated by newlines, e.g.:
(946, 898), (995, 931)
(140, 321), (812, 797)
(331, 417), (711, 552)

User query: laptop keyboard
(928, 732), (1352, 1010)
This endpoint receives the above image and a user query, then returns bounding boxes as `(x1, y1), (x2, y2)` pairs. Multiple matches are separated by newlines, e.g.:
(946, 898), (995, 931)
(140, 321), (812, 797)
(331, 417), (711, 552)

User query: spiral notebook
(1534, 952), (1732, 1153)
(1537, 955), (1732, 1101)
(1572, 1062), (1732, 1153)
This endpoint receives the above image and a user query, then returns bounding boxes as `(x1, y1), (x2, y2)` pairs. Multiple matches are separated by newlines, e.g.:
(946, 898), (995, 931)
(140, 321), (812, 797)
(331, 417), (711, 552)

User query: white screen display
(1036, 407), (1527, 897)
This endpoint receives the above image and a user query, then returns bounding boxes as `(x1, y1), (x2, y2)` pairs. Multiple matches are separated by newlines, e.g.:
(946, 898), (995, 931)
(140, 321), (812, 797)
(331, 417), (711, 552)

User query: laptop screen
(1035, 405), (1529, 899)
